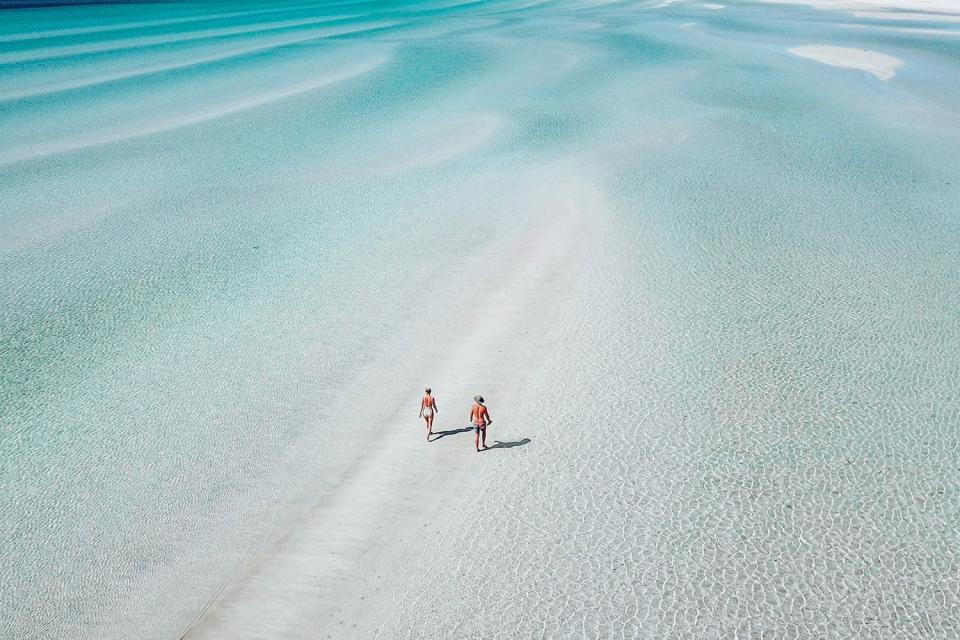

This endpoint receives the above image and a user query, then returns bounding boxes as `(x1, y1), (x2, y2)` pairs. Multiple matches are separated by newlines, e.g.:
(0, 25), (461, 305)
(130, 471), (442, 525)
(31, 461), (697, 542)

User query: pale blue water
(2, 0), (959, 638)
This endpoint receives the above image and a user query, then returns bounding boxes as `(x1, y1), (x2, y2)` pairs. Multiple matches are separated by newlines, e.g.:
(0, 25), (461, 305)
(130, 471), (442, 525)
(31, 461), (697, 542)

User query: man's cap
(474, 395), (484, 403)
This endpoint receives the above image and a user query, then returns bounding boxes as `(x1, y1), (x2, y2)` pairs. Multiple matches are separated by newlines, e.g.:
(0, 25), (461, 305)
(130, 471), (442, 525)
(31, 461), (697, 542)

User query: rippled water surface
(2, 0), (959, 638)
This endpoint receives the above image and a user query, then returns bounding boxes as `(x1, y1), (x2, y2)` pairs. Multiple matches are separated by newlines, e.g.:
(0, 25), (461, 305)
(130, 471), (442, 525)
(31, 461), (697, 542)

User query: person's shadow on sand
(429, 426), (473, 441)
(485, 438), (531, 450)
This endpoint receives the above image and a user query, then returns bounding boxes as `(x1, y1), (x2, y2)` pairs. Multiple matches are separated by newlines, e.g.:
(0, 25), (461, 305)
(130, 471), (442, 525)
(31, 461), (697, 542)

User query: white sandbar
(788, 44), (904, 80)
(762, 0), (960, 19)
(179, 165), (607, 639)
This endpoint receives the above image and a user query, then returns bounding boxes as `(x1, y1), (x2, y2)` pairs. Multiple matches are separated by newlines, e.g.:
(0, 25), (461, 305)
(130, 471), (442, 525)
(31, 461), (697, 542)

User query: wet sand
(182, 167), (607, 638)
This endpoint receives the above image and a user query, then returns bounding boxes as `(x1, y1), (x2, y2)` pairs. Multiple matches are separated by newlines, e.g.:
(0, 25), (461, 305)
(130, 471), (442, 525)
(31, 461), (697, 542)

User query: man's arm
(485, 407), (493, 425)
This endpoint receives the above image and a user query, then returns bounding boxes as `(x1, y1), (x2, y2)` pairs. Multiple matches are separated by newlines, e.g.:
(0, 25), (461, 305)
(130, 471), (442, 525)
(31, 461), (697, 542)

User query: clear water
(2, 0), (959, 638)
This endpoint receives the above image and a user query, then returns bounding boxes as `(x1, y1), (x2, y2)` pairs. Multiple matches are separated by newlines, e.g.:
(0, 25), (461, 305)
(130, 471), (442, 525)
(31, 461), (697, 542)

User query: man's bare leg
(481, 427), (488, 450)
(475, 431), (480, 452)
(427, 415), (434, 439)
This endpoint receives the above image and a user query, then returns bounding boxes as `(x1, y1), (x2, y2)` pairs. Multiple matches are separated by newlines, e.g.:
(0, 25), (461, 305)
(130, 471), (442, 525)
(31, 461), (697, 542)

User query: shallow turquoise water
(2, 0), (959, 638)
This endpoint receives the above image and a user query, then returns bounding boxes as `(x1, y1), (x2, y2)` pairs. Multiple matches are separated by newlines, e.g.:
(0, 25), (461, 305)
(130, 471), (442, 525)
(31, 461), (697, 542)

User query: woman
(419, 388), (438, 441)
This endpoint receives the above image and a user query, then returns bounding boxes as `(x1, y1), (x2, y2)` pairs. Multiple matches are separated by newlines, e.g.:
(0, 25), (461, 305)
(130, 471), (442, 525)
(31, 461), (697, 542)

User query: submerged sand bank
(181, 164), (609, 638)
(6, 1), (960, 637)
(761, 0), (960, 18)
(788, 44), (904, 80)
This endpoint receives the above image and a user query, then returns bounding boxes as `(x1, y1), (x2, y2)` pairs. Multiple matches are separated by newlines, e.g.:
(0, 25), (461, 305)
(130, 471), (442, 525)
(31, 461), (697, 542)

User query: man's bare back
(470, 395), (492, 451)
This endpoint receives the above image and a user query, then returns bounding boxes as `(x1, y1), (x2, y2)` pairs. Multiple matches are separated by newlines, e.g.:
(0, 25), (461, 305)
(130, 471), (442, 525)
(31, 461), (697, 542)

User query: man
(470, 395), (492, 452)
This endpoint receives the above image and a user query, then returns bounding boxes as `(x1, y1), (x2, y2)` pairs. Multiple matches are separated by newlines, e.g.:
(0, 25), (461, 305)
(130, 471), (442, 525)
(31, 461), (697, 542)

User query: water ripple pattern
(1, 0), (959, 638)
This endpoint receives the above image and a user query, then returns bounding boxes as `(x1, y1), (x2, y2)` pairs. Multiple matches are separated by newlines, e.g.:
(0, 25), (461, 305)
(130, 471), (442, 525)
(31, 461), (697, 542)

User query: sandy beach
(3, 0), (959, 638)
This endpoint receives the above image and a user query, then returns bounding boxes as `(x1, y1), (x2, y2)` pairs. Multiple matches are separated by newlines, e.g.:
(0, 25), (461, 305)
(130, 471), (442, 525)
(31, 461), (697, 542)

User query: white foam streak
(0, 55), (389, 166)
(0, 21), (399, 102)
(0, 14), (362, 65)
(0, 4), (337, 43)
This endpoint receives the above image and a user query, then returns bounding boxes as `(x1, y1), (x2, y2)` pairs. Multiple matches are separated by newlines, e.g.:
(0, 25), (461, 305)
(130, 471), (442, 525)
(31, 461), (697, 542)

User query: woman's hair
(425, 387), (431, 393)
